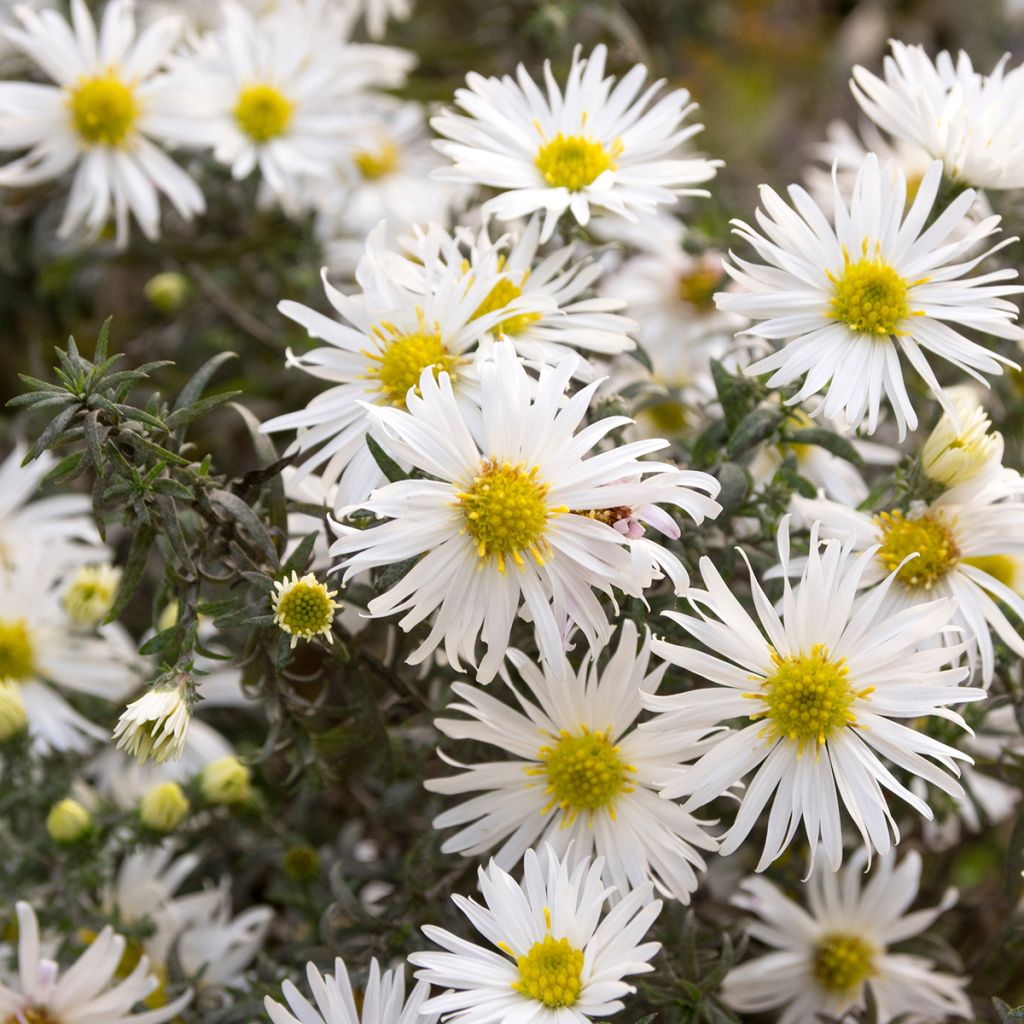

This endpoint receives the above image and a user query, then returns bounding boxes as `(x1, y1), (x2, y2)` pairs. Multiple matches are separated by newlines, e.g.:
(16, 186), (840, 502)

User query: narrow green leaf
(165, 390), (242, 433)
(209, 488), (279, 565)
(726, 406), (784, 459)
(23, 404), (80, 463)
(282, 531), (320, 576)
(42, 451), (85, 484)
(154, 495), (196, 576)
(715, 462), (749, 515)
(366, 432), (407, 482)
(787, 427), (863, 466)
(94, 316), (111, 362)
(173, 351), (238, 413)
(120, 432), (191, 466)
(151, 476), (194, 500)
(104, 522), (156, 623)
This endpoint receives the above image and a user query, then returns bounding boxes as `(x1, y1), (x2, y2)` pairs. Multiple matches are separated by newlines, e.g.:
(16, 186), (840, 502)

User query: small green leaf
(104, 523), (156, 623)
(174, 351), (237, 413)
(282, 531), (320, 575)
(726, 406), (784, 459)
(209, 488), (279, 565)
(165, 390), (242, 433)
(787, 427), (863, 466)
(715, 462), (749, 515)
(23, 404), (80, 463)
(366, 433), (407, 483)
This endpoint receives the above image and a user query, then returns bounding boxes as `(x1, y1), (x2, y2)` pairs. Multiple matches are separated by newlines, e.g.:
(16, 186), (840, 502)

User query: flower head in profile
(0, 0), (205, 245)
(427, 621), (718, 904)
(113, 669), (194, 765)
(331, 341), (720, 682)
(409, 846), (661, 1024)
(0, 900), (191, 1024)
(852, 41), (1024, 190)
(717, 154), (1022, 438)
(642, 517), (984, 870)
(265, 957), (436, 1024)
(920, 386), (1003, 487)
(722, 850), (970, 1024)
(432, 44), (720, 241)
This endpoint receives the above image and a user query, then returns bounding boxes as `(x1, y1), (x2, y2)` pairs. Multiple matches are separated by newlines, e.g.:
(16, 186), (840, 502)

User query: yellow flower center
(63, 564), (121, 627)
(535, 133), (621, 191)
(0, 681), (27, 742)
(534, 727), (635, 823)
(828, 253), (911, 336)
(472, 274), (542, 336)
(457, 460), (560, 573)
(234, 84), (294, 142)
(354, 141), (400, 179)
(747, 645), (871, 751)
(4, 1009), (60, 1024)
(513, 934), (585, 1008)
(272, 572), (338, 644)
(677, 266), (722, 310)
(875, 510), (959, 589)
(365, 322), (461, 408)
(68, 73), (138, 146)
(0, 619), (35, 681)
(962, 554), (1018, 590)
(813, 932), (877, 995)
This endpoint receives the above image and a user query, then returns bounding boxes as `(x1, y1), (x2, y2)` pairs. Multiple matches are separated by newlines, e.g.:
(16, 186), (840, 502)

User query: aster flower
(852, 41), (1024, 190)
(265, 957), (436, 1024)
(112, 670), (194, 765)
(159, 0), (412, 205)
(431, 44), (720, 241)
(271, 570), (339, 647)
(427, 621), (718, 903)
(391, 216), (637, 379)
(642, 518), (984, 870)
(0, 0), (204, 245)
(62, 562), (122, 628)
(717, 153), (1023, 438)
(261, 225), (548, 509)
(0, 554), (142, 754)
(920, 386), (1004, 487)
(794, 468), (1024, 687)
(409, 846), (661, 1024)
(330, 341), (720, 682)
(721, 850), (970, 1024)
(0, 900), (191, 1024)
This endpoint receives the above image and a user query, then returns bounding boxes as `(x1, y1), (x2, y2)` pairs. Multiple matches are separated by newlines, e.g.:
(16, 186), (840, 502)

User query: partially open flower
(112, 672), (193, 765)
(921, 387), (1004, 487)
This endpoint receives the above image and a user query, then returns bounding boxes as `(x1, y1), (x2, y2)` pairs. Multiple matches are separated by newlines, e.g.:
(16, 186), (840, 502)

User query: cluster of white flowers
(7, 6), (1024, 1024)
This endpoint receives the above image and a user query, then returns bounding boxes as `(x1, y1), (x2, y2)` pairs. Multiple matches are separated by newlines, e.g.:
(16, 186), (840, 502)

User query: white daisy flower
(261, 225), (548, 509)
(160, 0), (412, 205)
(852, 41), (1024, 191)
(427, 620), (718, 904)
(642, 517), (985, 870)
(315, 99), (460, 273)
(717, 153), (1023, 439)
(431, 44), (720, 242)
(112, 672), (193, 765)
(0, 0), (205, 245)
(330, 341), (721, 682)
(920, 385), (1003, 487)
(0, 554), (142, 754)
(721, 850), (970, 1024)
(271, 570), (339, 647)
(409, 845), (662, 1024)
(0, 443), (107, 576)
(0, 900), (191, 1024)
(265, 957), (436, 1024)
(794, 469), (1024, 687)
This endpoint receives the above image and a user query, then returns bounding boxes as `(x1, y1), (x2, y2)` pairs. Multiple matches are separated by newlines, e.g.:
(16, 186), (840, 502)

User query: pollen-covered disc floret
(538, 728), (634, 820)
(457, 461), (558, 572)
(750, 645), (871, 751)
(366, 321), (460, 407)
(828, 253), (912, 336)
(354, 141), (400, 179)
(813, 933), (878, 995)
(513, 931), (585, 1008)
(876, 510), (959, 589)
(534, 134), (620, 191)
(271, 571), (339, 648)
(63, 563), (122, 628)
(69, 73), (139, 146)
(471, 274), (542, 336)
(234, 84), (294, 142)
(0, 618), (35, 681)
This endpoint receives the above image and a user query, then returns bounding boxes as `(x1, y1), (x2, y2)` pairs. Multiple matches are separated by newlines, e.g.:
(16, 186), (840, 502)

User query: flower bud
(0, 681), (27, 742)
(139, 782), (189, 832)
(46, 798), (92, 844)
(200, 756), (252, 805)
(283, 844), (319, 881)
(144, 271), (191, 313)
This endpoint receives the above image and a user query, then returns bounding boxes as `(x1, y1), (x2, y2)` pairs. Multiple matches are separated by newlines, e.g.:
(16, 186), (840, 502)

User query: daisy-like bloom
(642, 518), (985, 870)
(851, 41), (1024, 191)
(0, 0), (204, 245)
(261, 226), (548, 509)
(0, 444), (107, 576)
(410, 846), (661, 1023)
(721, 850), (970, 1024)
(271, 570), (339, 647)
(160, 0), (412, 205)
(427, 621), (718, 903)
(265, 958), (435, 1024)
(920, 385), (1003, 487)
(390, 216), (637, 380)
(314, 100), (460, 273)
(795, 468), (1024, 687)
(331, 342), (721, 682)
(112, 670), (194, 765)
(717, 153), (1024, 439)
(0, 554), (141, 754)
(432, 44), (720, 242)
(63, 562), (122, 628)
(0, 900), (191, 1024)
